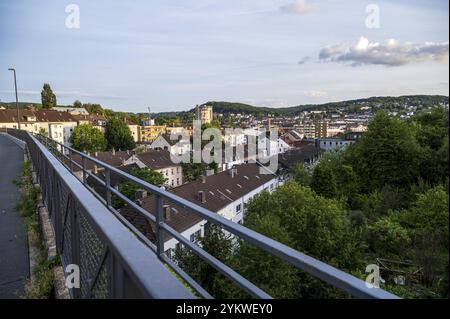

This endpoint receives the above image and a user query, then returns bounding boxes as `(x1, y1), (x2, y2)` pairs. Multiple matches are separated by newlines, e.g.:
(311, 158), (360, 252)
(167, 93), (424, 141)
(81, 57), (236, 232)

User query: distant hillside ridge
(201, 95), (449, 116)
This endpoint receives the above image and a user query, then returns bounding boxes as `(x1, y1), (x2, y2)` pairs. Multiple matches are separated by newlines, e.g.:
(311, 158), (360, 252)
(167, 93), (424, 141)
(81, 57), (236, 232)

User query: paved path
(0, 134), (29, 298)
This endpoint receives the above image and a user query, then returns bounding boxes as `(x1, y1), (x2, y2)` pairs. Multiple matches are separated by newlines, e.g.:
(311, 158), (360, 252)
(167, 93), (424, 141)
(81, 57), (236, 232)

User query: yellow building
(138, 125), (166, 142)
(315, 121), (328, 138)
(196, 105), (213, 124)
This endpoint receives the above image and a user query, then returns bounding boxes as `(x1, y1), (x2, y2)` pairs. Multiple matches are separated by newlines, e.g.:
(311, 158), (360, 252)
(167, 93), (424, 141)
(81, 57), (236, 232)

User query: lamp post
(8, 68), (20, 130)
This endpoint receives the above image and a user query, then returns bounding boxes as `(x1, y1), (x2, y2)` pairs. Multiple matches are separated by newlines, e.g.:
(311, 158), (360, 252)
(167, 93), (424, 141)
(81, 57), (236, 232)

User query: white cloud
(280, 0), (319, 15)
(303, 90), (328, 98)
(319, 37), (449, 67)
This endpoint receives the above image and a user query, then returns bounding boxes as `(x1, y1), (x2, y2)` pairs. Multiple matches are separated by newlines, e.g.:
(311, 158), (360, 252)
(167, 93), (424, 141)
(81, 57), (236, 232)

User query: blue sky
(0, 0), (448, 113)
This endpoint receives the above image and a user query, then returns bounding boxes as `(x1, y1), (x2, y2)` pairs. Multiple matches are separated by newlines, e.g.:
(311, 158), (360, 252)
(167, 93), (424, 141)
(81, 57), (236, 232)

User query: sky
(0, 0), (448, 113)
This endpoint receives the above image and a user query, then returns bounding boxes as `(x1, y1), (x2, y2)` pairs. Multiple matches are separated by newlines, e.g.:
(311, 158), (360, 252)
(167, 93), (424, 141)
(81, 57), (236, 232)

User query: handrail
(9, 129), (400, 299)
(8, 130), (194, 299)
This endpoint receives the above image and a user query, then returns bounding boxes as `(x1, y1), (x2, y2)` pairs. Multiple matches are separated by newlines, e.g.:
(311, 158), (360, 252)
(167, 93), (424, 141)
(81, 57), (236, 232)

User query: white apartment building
(120, 163), (279, 254)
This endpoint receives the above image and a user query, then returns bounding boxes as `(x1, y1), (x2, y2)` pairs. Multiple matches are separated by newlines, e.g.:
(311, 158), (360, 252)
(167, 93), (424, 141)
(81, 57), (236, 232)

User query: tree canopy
(41, 83), (57, 109)
(104, 117), (136, 151)
(69, 124), (106, 153)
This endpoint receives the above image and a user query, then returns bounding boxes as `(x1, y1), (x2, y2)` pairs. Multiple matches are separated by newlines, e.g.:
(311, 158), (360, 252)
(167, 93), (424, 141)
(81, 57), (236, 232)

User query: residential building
(124, 149), (183, 188)
(146, 133), (191, 156)
(0, 109), (78, 145)
(120, 163), (279, 253)
(139, 125), (166, 142)
(294, 123), (316, 138)
(52, 107), (90, 115)
(196, 105), (213, 124)
(315, 121), (328, 138)
(317, 132), (363, 151)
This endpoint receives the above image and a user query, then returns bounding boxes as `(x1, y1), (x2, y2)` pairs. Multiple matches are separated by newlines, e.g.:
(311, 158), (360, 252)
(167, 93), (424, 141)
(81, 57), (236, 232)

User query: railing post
(156, 195), (164, 258)
(105, 168), (112, 208)
(82, 156), (86, 185)
(69, 148), (73, 172)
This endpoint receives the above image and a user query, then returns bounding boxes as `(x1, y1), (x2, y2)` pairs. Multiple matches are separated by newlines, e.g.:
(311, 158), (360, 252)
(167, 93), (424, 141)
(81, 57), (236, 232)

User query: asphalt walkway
(0, 134), (29, 298)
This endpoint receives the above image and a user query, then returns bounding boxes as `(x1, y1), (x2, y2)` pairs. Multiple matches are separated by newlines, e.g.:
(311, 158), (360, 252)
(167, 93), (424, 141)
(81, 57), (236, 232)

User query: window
(236, 204), (242, 213)
(190, 229), (201, 242)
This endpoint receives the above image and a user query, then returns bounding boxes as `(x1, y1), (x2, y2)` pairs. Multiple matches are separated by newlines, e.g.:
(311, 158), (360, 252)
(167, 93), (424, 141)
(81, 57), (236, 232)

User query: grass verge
(13, 161), (58, 299)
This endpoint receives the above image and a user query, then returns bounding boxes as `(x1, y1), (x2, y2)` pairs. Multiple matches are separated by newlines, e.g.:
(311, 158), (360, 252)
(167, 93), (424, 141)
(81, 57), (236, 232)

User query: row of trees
(173, 108), (449, 299)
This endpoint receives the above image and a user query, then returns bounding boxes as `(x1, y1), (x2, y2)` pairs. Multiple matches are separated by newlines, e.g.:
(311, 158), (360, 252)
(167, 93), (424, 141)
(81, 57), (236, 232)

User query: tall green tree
(345, 111), (423, 193)
(104, 117), (135, 151)
(70, 124), (106, 153)
(41, 83), (57, 109)
(73, 100), (82, 108)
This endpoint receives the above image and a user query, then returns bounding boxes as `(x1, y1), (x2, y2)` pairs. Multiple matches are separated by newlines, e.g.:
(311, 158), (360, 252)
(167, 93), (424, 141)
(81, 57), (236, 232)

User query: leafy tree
(400, 186), (449, 288)
(73, 100), (82, 108)
(83, 103), (104, 115)
(70, 124), (106, 152)
(311, 163), (337, 198)
(412, 108), (449, 186)
(366, 215), (411, 256)
(232, 214), (300, 298)
(118, 167), (166, 202)
(238, 182), (361, 298)
(41, 83), (57, 109)
(173, 223), (234, 298)
(345, 111), (423, 193)
(105, 117), (135, 151)
(181, 162), (207, 182)
(291, 163), (311, 186)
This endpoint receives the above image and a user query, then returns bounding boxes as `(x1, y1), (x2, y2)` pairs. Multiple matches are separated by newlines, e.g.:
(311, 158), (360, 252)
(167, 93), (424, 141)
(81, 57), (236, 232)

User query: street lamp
(8, 68), (20, 130)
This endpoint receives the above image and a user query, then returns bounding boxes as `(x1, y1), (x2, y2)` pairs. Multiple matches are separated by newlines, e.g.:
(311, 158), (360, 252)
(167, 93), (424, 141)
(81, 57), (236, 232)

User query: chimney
(198, 191), (206, 203)
(112, 148), (116, 155)
(135, 189), (147, 200)
(93, 165), (98, 174)
(201, 175), (206, 183)
(163, 205), (171, 221)
(94, 151), (98, 157)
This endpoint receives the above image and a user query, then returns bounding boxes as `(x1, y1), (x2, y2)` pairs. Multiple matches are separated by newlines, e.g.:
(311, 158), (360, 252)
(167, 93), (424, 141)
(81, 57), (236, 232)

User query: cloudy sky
(0, 0), (448, 112)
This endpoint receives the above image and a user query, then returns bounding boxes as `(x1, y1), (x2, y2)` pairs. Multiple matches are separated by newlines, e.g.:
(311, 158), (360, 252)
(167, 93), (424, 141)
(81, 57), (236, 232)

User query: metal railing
(7, 129), (399, 299)
(6, 129), (194, 299)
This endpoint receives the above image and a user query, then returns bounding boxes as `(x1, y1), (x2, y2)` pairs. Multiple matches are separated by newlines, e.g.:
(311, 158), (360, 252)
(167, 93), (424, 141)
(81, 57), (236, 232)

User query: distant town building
(294, 123), (316, 139)
(318, 133), (363, 151)
(138, 125), (166, 142)
(315, 121), (328, 138)
(52, 107), (90, 115)
(196, 105), (213, 124)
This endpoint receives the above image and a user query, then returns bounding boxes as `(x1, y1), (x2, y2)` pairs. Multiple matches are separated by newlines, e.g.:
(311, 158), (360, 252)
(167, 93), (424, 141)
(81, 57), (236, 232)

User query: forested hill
(202, 95), (449, 116)
(2, 95), (447, 118)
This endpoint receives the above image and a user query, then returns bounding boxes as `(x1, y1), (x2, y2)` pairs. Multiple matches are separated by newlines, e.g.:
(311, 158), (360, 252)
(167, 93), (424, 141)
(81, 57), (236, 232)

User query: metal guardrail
(6, 129), (194, 299)
(7, 129), (400, 299)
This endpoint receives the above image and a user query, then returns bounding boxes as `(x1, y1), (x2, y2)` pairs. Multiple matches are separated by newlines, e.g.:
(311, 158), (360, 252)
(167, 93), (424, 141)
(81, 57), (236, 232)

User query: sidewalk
(0, 134), (29, 298)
